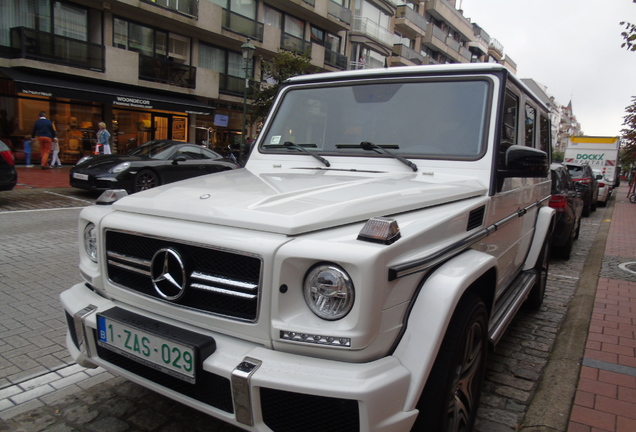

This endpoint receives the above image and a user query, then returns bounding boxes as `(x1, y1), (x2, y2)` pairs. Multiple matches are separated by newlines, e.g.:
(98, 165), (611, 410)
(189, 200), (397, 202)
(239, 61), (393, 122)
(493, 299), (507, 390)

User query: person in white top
(50, 137), (62, 167)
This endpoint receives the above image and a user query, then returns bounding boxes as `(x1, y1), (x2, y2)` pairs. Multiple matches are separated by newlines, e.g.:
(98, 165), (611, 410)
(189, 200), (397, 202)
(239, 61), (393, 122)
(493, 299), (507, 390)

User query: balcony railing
(219, 73), (257, 97)
(396, 5), (428, 33)
(302, 0), (316, 6)
(352, 16), (392, 47)
(328, 1), (352, 25)
(143, 0), (198, 18)
(392, 44), (424, 64)
(324, 49), (347, 69)
(10, 27), (104, 71)
(222, 9), (264, 41)
(281, 33), (312, 55)
(445, 36), (460, 52)
(138, 54), (196, 88)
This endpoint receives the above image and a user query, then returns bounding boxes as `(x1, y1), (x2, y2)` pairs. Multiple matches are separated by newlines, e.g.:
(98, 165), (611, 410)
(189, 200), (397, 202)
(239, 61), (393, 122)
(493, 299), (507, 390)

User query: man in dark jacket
(32, 111), (56, 169)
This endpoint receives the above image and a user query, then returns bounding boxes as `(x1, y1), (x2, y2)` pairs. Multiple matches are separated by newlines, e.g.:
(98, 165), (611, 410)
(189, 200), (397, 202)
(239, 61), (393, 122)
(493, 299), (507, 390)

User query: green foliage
(552, 150), (564, 163)
(621, 96), (636, 168)
(620, 21), (636, 51)
(250, 50), (317, 125)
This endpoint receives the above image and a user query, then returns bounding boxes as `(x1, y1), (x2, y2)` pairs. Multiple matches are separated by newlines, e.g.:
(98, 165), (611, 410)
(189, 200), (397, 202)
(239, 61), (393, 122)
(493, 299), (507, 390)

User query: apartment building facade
(0, 0), (516, 164)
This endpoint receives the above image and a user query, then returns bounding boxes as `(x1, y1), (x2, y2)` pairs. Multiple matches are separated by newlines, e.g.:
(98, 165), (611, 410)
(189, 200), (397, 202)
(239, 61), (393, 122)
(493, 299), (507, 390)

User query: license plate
(73, 173), (89, 181)
(97, 314), (196, 383)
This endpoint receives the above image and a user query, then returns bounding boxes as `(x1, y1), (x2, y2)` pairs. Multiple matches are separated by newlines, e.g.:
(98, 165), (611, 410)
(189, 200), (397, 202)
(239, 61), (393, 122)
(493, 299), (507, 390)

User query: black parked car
(549, 163), (584, 259)
(0, 140), (17, 191)
(70, 140), (238, 194)
(565, 162), (599, 217)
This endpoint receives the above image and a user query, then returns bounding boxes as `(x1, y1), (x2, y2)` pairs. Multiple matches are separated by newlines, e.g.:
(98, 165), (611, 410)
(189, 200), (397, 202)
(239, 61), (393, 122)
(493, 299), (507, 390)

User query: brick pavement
(568, 183), (636, 432)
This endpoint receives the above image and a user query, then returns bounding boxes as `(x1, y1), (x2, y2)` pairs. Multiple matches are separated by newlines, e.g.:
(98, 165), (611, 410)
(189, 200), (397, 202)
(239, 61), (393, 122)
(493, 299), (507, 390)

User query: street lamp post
(241, 38), (256, 165)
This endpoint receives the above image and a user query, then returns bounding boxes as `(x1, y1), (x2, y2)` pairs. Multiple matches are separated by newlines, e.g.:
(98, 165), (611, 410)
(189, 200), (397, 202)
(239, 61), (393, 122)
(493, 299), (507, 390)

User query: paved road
(0, 187), (609, 431)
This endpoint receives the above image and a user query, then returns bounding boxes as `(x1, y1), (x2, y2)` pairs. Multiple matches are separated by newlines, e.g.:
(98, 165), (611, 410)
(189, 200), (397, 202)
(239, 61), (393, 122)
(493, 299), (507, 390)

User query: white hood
(112, 168), (487, 235)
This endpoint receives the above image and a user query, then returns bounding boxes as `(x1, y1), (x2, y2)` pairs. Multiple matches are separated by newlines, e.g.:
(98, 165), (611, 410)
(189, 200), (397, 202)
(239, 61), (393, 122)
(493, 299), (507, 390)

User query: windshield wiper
(264, 142), (330, 167)
(337, 141), (418, 172)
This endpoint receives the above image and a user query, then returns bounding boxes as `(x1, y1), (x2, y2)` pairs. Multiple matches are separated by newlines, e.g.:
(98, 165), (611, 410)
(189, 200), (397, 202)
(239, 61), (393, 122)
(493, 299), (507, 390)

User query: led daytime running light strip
(280, 331), (351, 347)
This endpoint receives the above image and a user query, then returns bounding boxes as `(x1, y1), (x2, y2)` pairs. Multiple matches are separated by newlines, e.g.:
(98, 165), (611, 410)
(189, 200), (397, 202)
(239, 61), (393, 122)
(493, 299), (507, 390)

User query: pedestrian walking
(23, 134), (33, 167)
(50, 137), (62, 167)
(96, 122), (111, 155)
(31, 111), (56, 169)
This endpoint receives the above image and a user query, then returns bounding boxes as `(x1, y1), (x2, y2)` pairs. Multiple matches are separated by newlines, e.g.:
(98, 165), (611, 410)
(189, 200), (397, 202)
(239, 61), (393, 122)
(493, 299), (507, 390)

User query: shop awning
(0, 67), (214, 116)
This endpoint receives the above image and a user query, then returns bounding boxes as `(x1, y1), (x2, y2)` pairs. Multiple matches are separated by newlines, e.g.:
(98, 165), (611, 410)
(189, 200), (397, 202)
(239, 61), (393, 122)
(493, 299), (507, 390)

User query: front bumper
(61, 283), (416, 432)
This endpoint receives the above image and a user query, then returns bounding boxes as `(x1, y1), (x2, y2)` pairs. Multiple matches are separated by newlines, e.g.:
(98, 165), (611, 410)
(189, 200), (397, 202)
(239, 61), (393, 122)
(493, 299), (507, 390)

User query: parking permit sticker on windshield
(270, 136), (281, 145)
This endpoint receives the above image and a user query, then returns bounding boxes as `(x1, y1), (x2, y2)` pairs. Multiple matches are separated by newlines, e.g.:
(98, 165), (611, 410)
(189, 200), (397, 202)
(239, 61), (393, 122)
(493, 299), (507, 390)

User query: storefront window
(113, 110), (152, 153)
(1, 95), (102, 164)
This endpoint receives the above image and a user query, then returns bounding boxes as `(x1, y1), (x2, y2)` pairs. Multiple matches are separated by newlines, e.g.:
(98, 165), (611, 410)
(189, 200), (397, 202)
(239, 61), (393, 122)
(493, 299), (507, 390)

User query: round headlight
(304, 264), (354, 320)
(83, 223), (98, 262)
(111, 162), (131, 173)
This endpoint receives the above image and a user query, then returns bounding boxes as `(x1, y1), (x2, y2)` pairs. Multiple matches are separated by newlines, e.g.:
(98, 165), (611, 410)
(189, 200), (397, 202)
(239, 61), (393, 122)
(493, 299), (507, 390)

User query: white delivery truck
(564, 136), (620, 186)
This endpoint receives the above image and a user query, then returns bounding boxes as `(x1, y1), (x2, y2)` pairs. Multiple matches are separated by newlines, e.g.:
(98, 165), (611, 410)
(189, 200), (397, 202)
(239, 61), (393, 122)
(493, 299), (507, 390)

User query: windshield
(260, 78), (490, 159)
(128, 141), (174, 159)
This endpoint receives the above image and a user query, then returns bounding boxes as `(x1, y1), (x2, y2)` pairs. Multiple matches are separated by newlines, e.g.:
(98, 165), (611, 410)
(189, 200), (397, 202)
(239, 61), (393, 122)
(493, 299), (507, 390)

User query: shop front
(0, 67), (213, 164)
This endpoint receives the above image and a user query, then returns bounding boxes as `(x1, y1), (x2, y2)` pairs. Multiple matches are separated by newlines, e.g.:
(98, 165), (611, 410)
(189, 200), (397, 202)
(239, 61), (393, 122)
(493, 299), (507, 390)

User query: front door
(154, 115), (170, 140)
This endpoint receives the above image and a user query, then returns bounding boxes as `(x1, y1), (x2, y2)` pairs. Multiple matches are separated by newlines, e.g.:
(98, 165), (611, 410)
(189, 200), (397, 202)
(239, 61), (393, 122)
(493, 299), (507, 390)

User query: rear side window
(524, 104), (536, 147)
(539, 114), (550, 154)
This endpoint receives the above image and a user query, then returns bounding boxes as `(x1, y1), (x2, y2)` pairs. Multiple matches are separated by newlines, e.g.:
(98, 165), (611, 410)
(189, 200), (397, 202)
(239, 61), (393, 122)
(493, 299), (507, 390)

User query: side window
(539, 113), (550, 154)
(524, 104), (536, 147)
(499, 91), (518, 169)
(177, 146), (204, 160)
(502, 91), (518, 146)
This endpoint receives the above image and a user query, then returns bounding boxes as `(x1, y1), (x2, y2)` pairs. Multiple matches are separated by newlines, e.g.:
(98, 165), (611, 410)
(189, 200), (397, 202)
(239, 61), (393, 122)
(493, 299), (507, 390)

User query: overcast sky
(458, 0), (636, 137)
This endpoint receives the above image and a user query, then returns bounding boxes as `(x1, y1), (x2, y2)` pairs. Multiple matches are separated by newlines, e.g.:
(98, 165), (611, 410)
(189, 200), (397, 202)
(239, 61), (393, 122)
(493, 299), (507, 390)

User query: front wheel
(133, 169), (160, 192)
(413, 293), (488, 432)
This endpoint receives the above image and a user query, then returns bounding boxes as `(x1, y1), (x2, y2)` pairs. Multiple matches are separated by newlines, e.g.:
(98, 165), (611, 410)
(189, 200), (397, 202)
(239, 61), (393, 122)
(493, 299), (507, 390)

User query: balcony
(143, 0), (198, 18)
(394, 5), (428, 36)
(222, 9), (264, 41)
(324, 49), (347, 69)
(281, 33), (312, 55)
(10, 27), (104, 71)
(138, 54), (196, 88)
(302, 0), (316, 5)
(328, 0), (352, 25)
(424, 0), (473, 40)
(219, 74), (258, 98)
(422, 23), (447, 52)
(391, 43), (425, 65)
(351, 16), (393, 48)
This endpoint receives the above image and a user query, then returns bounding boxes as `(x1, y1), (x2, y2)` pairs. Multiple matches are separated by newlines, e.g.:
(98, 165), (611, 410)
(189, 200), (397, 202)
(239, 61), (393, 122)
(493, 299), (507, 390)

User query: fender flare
(392, 249), (497, 411)
(523, 206), (555, 271)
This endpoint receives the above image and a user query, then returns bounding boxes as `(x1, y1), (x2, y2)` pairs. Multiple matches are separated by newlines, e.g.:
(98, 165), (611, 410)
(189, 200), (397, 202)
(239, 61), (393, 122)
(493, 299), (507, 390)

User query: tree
(249, 50), (317, 126)
(620, 96), (636, 170)
(620, 21), (636, 51)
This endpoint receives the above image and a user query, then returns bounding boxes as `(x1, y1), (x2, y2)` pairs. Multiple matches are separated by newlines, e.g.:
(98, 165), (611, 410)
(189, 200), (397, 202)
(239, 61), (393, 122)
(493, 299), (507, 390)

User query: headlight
(76, 155), (92, 165)
(83, 223), (98, 262)
(111, 162), (131, 173)
(304, 264), (354, 320)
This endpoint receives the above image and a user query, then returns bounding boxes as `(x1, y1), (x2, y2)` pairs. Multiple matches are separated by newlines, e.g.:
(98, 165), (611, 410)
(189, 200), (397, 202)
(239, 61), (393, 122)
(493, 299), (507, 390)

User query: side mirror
(172, 155), (187, 165)
(596, 174), (603, 180)
(500, 145), (549, 178)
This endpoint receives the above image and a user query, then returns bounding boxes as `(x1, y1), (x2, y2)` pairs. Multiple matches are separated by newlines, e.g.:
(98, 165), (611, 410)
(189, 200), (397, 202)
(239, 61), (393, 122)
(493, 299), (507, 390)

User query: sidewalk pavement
(14, 164), (72, 189)
(566, 182), (636, 432)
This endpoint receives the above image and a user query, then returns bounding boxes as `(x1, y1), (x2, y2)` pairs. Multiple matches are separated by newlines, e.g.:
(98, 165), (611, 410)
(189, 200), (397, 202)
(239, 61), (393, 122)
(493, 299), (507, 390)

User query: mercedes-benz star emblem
(150, 248), (187, 301)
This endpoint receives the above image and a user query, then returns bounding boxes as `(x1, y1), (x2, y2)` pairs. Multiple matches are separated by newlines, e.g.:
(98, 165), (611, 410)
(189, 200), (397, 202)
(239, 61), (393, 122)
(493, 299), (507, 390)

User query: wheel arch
(523, 205), (556, 271)
(392, 249), (497, 411)
(133, 168), (162, 192)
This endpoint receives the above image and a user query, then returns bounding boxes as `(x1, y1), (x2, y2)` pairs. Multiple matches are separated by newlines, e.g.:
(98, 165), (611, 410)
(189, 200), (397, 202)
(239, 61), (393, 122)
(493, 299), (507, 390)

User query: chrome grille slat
(191, 271), (258, 291)
(190, 284), (257, 300)
(108, 260), (151, 276)
(105, 230), (262, 321)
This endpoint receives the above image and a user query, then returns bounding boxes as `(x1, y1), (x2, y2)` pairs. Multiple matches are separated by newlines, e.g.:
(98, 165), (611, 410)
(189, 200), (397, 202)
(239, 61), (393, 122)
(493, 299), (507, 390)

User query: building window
(0, 0), (90, 47)
(311, 25), (341, 53)
(113, 17), (190, 62)
(211, 0), (256, 19)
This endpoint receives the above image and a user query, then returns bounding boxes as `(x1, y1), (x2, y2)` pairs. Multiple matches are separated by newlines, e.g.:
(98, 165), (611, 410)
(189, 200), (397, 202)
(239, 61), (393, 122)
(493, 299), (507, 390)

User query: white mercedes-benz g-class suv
(61, 63), (554, 432)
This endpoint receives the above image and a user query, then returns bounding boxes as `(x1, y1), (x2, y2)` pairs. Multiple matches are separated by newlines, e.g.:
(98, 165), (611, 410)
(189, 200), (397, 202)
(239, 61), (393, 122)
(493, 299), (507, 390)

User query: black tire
(574, 219), (581, 240)
(412, 293), (488, 432)
(526, 239), (550, 309)
(582, 199), (591, 217)
(134, 169), (160, 192)
(556, 234), (573, 260)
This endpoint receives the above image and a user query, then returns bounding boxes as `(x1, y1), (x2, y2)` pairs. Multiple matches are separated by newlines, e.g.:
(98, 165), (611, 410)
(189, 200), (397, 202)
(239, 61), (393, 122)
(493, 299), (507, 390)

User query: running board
(488, 270), (536, 345)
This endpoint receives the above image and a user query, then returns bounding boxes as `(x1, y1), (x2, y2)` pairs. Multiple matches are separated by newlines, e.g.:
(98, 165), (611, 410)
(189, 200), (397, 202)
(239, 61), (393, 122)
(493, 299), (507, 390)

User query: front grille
(261, 388), (359, 432)
(95, 332), (234, 413)
(105, 230), (262, 321)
